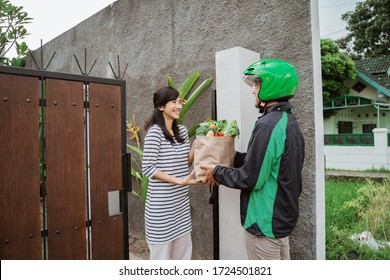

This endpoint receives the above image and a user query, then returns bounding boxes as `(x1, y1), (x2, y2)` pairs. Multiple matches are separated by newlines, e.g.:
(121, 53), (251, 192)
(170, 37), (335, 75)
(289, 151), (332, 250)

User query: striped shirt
(142, 124), (191, 244)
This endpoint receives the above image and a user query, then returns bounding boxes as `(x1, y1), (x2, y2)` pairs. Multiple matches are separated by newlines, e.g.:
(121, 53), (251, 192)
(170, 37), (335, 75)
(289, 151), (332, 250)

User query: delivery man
(201, 58), (305, 260)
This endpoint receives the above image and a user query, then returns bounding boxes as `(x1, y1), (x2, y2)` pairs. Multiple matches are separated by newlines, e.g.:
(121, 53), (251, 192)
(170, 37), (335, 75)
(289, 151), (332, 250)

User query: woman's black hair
(144, 86), (185, 144)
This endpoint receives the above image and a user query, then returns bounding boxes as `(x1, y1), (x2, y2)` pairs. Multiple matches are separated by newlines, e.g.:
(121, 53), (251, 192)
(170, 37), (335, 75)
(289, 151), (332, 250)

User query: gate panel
(45, 79), (87, 259)
(89, 83), (124, 259)
(0, 74), (41, 259)
(1, 66), (128, 260)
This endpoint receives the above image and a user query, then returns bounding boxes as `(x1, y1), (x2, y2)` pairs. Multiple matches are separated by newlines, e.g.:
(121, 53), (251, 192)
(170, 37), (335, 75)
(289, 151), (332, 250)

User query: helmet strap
(259, 101), (267, 113)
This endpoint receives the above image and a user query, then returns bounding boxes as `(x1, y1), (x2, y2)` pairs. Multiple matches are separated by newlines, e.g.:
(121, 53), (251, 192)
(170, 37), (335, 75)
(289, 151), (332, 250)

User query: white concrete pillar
(373, 128), (389, 169)
(311, 0), (326, 260)
(215, 46), (259, 259)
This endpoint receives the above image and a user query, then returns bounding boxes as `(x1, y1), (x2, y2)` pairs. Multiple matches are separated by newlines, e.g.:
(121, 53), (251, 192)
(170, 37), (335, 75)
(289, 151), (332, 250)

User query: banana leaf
(167, 75), (177, 89)
(178, 77), (213, 124)
(167, 71), (199, 100)
(177, 71), (199, 99)
(188, 124), (199, 139)
(133, 170), (143, 181)
(127, 144), (144, 156)
(141, 176), (149, 206)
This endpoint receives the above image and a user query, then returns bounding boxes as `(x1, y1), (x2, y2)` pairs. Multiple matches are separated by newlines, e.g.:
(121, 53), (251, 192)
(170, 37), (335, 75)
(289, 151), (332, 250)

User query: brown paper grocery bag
(193, 136), (236, 181)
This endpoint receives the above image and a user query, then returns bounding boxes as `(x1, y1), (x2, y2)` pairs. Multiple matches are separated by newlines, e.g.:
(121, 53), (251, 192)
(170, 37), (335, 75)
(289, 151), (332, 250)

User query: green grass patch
(326, 178), (390, 259)
(326, 167), (390, 174)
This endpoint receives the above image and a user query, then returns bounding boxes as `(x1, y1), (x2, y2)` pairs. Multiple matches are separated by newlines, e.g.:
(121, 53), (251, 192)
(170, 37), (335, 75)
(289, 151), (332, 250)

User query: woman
(142, 86), (199, 260)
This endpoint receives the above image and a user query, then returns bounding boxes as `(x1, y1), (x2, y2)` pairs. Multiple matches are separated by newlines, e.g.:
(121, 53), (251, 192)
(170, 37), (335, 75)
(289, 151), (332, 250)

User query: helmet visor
(242, 74), (259, 87)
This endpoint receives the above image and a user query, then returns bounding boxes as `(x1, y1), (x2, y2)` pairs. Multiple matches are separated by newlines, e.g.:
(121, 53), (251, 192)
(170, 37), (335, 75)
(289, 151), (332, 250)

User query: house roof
(354, 56), (390, 97)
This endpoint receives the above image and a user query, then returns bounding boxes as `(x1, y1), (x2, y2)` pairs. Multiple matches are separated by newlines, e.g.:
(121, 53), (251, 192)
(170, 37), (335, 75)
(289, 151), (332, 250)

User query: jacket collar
(263, 101), (293, 114)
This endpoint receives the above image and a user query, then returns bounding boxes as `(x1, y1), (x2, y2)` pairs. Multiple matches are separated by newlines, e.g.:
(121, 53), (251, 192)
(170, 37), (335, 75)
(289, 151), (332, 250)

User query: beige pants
(245, 231), (290, 260)
(148, 232), (192, 260)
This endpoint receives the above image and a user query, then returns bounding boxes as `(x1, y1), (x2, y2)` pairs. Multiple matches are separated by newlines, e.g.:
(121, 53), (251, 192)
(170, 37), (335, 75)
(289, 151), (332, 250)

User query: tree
(0, 0), (32, 66)
(337, 0), (390, 58)
(321, 38), (356, 107)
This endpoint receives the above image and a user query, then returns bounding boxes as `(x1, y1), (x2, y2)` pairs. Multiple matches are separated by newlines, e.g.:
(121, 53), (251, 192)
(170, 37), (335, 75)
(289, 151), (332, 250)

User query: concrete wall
(27, 0), (320, 259)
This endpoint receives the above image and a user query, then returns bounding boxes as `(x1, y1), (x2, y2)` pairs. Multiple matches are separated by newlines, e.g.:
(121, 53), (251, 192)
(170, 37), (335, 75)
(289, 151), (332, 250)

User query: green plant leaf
(141, 176), (149, 206)
(10, 57), (24, 67)
(131, 190), (140, 198)
(188, 124), (200, 139)
(133, 170), (143, 181)
(178, 77), (213, 124)
(0, 0), (32, 66)
(177, 71), (199, 99)
(167, 75), (177, 89)
(127, 144), (144, 156)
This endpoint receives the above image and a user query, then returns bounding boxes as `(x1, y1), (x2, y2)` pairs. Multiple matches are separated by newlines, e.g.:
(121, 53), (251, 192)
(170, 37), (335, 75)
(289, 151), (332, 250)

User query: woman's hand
(177, 170), (202, 186)
(153, 170), (202, 186)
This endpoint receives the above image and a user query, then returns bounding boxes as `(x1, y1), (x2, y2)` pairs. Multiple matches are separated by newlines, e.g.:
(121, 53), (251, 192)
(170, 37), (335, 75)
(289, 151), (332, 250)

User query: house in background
(323, 55), (390, 170)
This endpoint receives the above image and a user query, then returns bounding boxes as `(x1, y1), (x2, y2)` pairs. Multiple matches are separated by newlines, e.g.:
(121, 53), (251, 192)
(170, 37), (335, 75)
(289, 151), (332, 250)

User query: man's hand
(200, 164), (218, 186)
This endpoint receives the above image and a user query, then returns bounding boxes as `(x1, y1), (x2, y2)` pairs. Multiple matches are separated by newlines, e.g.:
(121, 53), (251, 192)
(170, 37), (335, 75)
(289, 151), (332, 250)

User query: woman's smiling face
(160, 97), (183, 121)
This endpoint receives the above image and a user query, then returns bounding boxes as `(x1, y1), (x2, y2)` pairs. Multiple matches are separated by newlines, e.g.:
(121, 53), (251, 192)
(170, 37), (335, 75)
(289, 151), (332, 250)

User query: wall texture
(27, 0), (318, 259)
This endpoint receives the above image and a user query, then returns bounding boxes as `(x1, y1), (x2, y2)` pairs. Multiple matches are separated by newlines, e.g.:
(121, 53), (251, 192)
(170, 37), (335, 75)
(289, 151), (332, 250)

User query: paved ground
(130, 253), (144, 260)
(129, 235), (149, 260)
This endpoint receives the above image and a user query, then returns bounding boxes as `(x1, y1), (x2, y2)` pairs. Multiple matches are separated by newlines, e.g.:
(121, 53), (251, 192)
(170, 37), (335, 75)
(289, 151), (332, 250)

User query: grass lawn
(326, 177), (390, 259)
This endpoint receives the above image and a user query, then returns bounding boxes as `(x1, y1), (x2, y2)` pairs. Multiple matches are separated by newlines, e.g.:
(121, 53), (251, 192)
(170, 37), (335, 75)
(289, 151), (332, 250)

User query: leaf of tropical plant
(167, 75), (177, 89)
(188, 124), (200, 139)
(178, 77), (213, 124)
(130, 156), (142, 169)
(127, 144), (144, 156)
(141, 176), (149, 206)
(131, 190), (140, 198)
(134, 171), (143, 181)
(177, 71), (199, 99)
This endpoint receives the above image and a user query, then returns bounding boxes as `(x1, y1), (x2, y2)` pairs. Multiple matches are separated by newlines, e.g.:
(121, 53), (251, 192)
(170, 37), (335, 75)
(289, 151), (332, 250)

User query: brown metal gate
(0, 66), (130, 260)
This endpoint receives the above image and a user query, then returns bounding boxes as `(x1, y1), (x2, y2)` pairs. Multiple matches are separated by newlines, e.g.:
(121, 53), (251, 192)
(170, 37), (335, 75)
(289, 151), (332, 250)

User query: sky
(7, 0), (361, 56)
(8, 0), (117, 56)
(318, 0), (361, 39)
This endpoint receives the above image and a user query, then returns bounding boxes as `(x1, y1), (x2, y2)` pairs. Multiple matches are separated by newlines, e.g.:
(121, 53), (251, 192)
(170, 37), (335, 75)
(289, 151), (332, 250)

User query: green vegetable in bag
(222, 120), (240, 137)
(195, 119), (239, 137)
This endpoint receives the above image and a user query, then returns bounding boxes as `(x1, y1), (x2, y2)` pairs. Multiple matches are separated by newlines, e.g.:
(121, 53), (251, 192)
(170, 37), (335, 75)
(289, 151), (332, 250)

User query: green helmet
(242, 58), (298, 101)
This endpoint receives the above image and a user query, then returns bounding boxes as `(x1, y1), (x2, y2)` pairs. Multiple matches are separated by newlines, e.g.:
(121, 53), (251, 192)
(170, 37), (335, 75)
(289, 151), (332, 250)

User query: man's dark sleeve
(234, 152), (246, 167)
(212, 123), (272, 190)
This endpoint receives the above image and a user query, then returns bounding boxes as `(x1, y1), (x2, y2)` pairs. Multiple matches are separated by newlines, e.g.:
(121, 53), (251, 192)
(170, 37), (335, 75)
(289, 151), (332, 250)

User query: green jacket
(213, 102), (305, 238)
